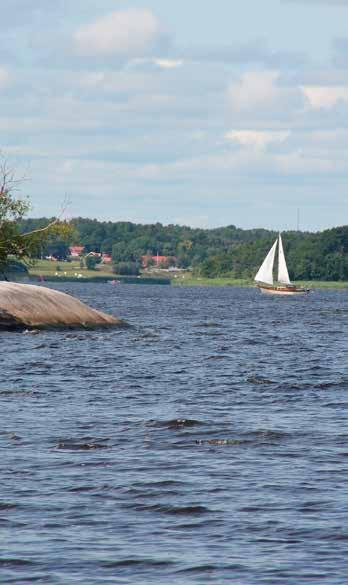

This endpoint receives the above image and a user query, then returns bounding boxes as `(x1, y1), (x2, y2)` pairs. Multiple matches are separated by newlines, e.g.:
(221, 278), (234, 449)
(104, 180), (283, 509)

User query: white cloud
(1, 3), (348, 229)
(131, 144), (348, 183)
(74, 9), (164, 58)
(126, 58), (184, 71)
(227, 70), (304, 115)
(153, 59), (183, 69)
(302, 85), (348, 109)
(228, 71), (280, 112)
(0, 67), (11, 89)
(225, 130), (290, 150)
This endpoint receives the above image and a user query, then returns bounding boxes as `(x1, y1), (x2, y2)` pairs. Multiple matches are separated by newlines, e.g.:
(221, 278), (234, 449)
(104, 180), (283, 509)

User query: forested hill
(18, 218), (348, 281)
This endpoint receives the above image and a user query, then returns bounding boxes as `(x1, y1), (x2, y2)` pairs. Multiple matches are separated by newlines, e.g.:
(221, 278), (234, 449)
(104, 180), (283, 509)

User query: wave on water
(56, 437), (111, 450)
(1, 284), (348, 585)
(247, 376), (276, 385)
(122, 502), (211, 516)
(146, 419), (205, 429)
(192, 322), (223, 328)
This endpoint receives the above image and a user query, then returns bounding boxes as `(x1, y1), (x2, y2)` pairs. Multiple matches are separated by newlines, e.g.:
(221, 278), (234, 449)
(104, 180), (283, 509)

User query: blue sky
(1, 0), (348, 230)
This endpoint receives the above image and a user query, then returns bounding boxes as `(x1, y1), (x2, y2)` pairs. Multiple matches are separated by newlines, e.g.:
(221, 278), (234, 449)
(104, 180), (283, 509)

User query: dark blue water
(1, 284), (348, 584)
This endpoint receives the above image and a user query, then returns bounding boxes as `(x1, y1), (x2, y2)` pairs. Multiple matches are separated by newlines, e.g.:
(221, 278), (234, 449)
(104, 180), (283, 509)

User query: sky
(1, 0), (348, 231)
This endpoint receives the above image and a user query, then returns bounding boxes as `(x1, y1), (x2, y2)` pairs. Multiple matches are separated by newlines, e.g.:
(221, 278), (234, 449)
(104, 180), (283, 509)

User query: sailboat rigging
(255, 234), (310, 296)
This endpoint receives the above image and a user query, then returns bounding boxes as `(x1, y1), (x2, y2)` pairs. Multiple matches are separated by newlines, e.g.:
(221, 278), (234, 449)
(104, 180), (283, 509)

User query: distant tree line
(17, 217), (348, 281)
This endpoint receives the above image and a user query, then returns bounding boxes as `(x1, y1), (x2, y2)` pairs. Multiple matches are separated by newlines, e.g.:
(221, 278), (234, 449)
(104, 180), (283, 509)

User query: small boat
(255, 234), (310, 296)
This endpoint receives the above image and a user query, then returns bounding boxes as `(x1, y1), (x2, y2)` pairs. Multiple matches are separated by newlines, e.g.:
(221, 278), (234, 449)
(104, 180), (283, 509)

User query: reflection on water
(1, 284), (348, 584)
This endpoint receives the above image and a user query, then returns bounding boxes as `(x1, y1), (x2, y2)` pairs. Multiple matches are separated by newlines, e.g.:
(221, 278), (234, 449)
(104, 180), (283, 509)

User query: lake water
(1, 283), (348, 584)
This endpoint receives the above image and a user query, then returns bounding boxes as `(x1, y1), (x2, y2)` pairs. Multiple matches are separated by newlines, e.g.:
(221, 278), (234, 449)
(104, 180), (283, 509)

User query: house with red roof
(69, 246), (85, 257)
(141, 255), (176, 269)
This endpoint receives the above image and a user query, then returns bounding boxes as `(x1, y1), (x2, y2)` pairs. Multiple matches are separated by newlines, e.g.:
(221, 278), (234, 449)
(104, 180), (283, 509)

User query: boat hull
(257, 285), (310, 296)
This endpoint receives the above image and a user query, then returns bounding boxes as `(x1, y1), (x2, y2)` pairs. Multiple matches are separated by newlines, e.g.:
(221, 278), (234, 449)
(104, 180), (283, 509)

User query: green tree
(114, 261), (140, 276)
(0, 156), (73, 277)
(85, 254), (97, 270)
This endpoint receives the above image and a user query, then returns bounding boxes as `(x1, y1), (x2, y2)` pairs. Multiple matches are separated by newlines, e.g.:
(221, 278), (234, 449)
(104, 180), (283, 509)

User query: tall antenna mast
(297, 208), (300, 232)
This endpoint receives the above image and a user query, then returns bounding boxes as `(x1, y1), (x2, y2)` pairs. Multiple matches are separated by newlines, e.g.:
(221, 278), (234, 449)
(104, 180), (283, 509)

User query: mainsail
(254, 239), (277, 285)
(254, 233), (309, 295)
(277, 234), (291, 285)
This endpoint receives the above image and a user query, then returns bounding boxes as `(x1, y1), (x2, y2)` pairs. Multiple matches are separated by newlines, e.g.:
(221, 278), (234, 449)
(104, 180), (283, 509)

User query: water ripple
(0, 284), (347, 585)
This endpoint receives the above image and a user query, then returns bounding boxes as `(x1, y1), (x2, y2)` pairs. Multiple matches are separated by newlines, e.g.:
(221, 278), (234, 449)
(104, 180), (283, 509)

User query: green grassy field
(172, 275), (252, 287)
(27, 260), (170, 284)
(296, 281), (348, 289)
(29, 259), (113, 279)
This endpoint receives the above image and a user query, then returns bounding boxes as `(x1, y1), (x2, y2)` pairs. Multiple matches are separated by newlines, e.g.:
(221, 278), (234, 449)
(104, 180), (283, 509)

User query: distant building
(141, 255), (176, 268)
(45, 255), (58, 262)
(69, 246), (85, 257)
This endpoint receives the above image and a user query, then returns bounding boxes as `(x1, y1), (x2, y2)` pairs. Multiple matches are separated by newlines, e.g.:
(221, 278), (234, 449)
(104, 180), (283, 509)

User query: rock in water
(0, 283), (126, 330)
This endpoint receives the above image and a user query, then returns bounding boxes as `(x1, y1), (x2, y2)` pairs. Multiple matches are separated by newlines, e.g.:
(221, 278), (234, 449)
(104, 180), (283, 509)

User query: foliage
(5, 259), (28, 275)
(114, 261), (140, 276)
(0, 159), (37, 274)
(85, 254), (97, 270)
(17, 216), (77, 259)
(16, 214), (348, 281)
(0, 156), (75, 276)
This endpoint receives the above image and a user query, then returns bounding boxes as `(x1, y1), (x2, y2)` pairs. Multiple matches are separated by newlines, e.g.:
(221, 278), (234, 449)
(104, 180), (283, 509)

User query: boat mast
(277, 234), (291, 285)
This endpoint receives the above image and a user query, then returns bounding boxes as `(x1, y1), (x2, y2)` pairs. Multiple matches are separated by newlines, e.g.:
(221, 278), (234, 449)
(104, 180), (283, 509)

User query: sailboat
(255, 234), (310, 296)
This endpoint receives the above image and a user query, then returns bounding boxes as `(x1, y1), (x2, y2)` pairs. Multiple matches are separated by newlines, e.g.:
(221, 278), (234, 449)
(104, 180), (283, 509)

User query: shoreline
(27, 275), (171, 285)
(172, 277), (348, 289)
(19, 260), (347, 289)
(24, 274), (348, 289)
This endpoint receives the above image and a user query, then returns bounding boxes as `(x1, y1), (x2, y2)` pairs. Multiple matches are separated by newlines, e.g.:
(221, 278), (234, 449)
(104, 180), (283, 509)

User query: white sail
(277, 234), (291, 285)
(254, 239), (277, 285)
